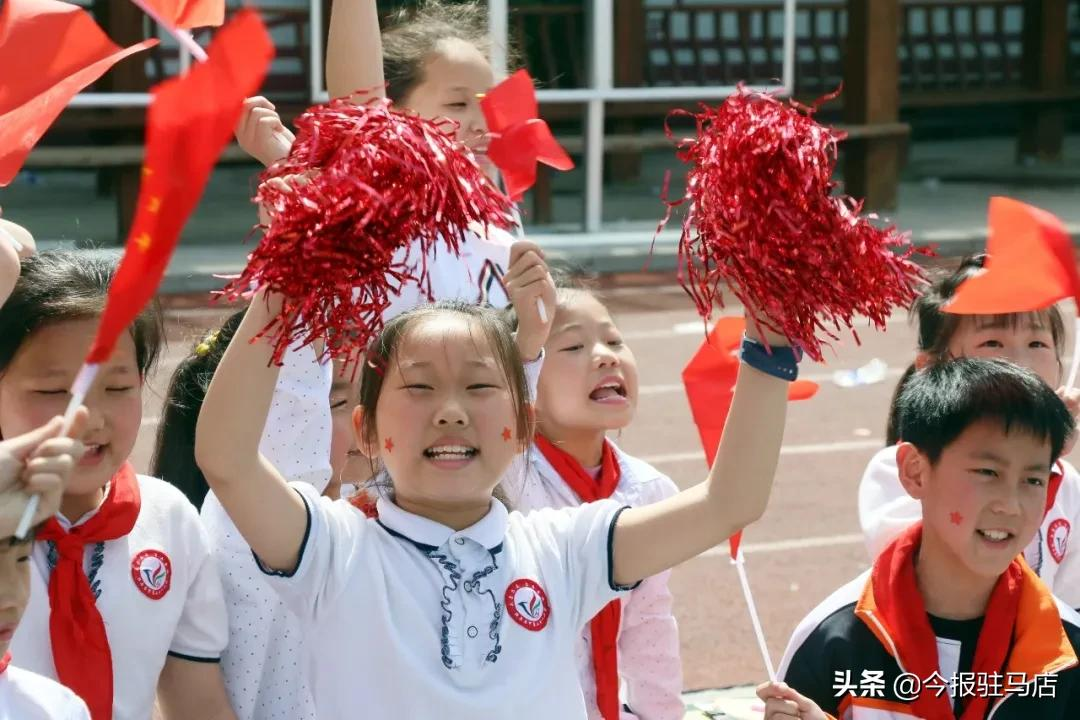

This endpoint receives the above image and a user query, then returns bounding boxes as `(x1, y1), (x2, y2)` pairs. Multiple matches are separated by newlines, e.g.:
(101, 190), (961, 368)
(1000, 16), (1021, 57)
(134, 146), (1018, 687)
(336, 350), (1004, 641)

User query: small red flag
(138, 0), (223, 29)
(480, 69), (574, 202)
(0, 0), (157, 186)
(946, 197), (1079, 314)
(682, 317), (819, 558)
(86, 10), (272, 363)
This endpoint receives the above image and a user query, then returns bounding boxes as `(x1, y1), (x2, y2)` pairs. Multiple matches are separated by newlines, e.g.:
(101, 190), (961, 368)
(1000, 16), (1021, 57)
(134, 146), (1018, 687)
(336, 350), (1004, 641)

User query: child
(152, 309), (246, 509)
(151, 310), (360, 508)
(325, 0), (497, 167)
(502, 281), (684, 720)
(194, 224), (795, 720)
(0, 251), (236, 720)
(766, 358), (1080, 719)
(0, 409), (91, 719)
(209, 3), (523, 713)
(859, 255), (1080, 608)
(0, 529), (90, 720)
(150, 310), (356, 720)
(241, 0), (517, 302)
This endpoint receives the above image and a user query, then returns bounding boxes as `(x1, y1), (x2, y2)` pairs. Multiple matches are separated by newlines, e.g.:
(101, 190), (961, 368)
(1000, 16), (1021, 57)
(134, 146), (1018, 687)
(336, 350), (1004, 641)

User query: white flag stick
(129, 0), (208, 62)
(508, 204), (547, 323)
(732, 548), (777, 683)
(14, 363), (100, 540)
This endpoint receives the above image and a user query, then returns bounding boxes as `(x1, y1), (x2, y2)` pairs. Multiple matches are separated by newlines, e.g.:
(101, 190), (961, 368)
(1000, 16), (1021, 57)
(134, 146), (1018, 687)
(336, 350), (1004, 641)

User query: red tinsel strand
(221, 98), (515, 367)
(660, 87), (928, 362)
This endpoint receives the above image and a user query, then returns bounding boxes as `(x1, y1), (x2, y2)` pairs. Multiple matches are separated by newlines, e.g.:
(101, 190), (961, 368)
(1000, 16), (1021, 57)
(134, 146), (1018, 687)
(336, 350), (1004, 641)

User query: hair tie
(194, 330), (221, 357)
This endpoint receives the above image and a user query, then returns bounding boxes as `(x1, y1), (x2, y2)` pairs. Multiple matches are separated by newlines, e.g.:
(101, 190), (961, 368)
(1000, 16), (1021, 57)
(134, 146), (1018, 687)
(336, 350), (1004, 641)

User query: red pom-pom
(661, 87), (927, 361)
(221, 98), (515, 365)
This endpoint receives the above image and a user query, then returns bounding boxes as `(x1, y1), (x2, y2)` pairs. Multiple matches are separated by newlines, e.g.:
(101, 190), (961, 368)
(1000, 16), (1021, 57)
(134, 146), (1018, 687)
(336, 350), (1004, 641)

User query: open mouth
(422, 445), (479, 460)
(79, 443), (107, 466)
(976, 529), (1015, 544)
(589, 379), (628, 403)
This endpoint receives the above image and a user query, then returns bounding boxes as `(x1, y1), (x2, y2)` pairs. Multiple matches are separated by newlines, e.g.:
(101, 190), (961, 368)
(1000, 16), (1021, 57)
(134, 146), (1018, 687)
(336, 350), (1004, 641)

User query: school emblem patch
(131, 549), (172, 600)
(1048, 519), (1071, 564)
(505, 578), (550, 632)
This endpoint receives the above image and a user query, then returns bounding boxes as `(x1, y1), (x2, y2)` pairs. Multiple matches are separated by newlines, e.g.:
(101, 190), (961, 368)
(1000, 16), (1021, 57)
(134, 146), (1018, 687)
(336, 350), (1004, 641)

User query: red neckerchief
(535, 434), (622, 720)
(348, 492), (379, 519)
(0, 651), (10, 675)
(36, 463), (141, 720)
(869, 522), (1022, 720)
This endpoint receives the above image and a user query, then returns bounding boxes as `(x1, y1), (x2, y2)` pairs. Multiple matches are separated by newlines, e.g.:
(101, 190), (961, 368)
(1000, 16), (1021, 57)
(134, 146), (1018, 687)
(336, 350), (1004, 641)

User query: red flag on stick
(946, 197), (1080, 314)
(87, 9), (273, 362)
(13, 9), (271, 542)
(480, 69), (574, 201)
(681, 317), (819, 557)
(0, 0), (157, 186)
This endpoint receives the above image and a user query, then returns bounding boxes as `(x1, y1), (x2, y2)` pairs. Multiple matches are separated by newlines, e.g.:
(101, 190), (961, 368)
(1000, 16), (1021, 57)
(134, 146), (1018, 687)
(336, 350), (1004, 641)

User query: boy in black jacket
(761, 359), (1080, 719)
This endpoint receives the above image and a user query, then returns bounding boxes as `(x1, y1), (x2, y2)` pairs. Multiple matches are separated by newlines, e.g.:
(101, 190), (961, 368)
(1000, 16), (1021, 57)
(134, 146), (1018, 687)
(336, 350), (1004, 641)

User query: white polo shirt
(258, 482), (635, 719)
(0, 665), (89, 720)
(12, 475), (228, 720)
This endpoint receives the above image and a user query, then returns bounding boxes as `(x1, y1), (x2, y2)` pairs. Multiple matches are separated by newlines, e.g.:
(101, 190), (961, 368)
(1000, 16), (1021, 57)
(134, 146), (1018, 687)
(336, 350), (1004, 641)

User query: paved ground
(127, 263), (1080, 719)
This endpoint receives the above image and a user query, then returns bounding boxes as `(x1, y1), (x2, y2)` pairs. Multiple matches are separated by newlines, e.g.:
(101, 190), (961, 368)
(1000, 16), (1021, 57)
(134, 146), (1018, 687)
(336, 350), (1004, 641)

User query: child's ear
(896, 442), (931, 500)
(914, 352), (931, 370)
(350, 406), (377, 460)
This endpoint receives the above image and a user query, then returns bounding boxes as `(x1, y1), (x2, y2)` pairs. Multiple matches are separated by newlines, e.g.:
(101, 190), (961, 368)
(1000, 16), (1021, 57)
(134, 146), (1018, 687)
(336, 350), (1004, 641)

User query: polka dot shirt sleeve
(618, 571), (685, 719)
(259, 341), (332, 493)
(616, 470), (684, 720)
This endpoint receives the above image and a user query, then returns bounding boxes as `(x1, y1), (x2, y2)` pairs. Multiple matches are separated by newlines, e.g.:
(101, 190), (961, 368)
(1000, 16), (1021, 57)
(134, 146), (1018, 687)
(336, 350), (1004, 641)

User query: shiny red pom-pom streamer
(221, 98), (515, 366)
(660, 87), (927, 361)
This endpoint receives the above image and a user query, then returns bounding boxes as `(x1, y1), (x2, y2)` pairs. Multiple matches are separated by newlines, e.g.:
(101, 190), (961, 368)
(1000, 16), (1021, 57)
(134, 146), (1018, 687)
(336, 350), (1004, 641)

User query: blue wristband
(739, 336), (801, 381)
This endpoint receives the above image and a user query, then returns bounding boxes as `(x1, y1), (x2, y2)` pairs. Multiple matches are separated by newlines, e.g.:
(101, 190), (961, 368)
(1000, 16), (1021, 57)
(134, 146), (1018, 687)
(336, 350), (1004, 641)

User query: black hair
(0, 249), (164, 380)
(884, 254), (1066, 444)
(896, 358), (1073, 466)
(151, 309), (247, 508)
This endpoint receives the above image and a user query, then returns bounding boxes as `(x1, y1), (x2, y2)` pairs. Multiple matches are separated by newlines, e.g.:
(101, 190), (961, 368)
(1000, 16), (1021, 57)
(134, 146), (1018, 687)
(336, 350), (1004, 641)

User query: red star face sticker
(949, 511), (964, 526)
(502, 427), (512, 442)
(384, 437), (394, 454)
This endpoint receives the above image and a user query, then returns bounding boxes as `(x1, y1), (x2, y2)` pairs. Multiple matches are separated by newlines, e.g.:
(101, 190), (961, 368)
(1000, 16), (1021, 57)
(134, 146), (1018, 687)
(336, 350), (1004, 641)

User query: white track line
(623, 314), (910, 342)
(701, 533), (864, 558)
(638, 367), (907, 396)
(640, 438), (883, 466)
